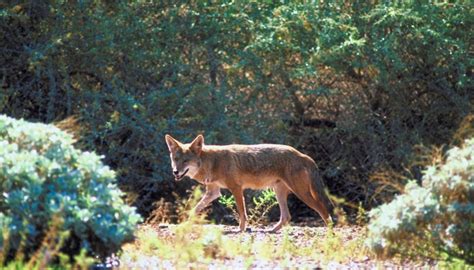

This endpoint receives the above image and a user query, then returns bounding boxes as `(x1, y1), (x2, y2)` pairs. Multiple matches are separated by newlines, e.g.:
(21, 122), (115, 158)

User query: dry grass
(120, 223), (374, 269)
(119, 188), (443, 269)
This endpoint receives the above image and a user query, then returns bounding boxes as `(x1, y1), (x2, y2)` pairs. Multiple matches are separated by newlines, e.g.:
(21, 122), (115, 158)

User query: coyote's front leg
(194, 184), (221, 213)
(228, 185), (247, 232)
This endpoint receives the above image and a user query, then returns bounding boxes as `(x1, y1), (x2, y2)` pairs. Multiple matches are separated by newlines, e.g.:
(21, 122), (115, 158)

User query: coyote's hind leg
(270, 181), (292, 232)
(286, 170), (331, 226)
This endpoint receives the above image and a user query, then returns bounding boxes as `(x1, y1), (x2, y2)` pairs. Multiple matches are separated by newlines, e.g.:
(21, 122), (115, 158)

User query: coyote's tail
(309, 168), (335, 223)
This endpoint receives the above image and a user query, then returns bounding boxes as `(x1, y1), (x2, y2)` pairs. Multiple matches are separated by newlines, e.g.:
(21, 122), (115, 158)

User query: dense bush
(366, 138), (474, 263)
(0, 115), (141, 262)
(1, 1), (472, 218)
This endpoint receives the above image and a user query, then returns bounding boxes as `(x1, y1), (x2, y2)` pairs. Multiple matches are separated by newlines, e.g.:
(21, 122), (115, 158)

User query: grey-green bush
(0, 115), (141, 262)
(366, 138), (474, 263)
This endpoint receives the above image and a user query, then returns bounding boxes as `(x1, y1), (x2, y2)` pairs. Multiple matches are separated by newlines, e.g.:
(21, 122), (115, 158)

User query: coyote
(165, 134), (333, 232)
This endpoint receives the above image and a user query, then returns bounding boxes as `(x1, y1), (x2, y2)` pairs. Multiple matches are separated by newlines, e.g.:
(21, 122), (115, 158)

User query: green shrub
(218, 189), (278, 226)
(0, 115), (141, 263)
(1, 1), (471, 219)
(366, 138), (474, 263)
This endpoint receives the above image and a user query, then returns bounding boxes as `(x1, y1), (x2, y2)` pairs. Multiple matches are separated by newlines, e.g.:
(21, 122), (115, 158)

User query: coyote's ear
(165, 134), (180, 153)
(190, 134), (204, 155)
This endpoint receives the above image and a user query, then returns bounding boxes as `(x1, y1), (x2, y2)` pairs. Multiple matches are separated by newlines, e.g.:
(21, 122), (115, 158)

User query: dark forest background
(1, 1), (472, 221)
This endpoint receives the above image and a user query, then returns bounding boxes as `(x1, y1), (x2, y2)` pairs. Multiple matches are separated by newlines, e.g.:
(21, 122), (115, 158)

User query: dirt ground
(119, 223), (439, 269)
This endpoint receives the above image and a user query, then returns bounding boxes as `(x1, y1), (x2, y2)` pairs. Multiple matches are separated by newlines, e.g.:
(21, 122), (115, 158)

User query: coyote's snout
(165, 134), (333, 232)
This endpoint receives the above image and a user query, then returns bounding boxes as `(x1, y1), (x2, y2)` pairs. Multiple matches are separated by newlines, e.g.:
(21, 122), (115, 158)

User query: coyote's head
(164, 134), (204, 181)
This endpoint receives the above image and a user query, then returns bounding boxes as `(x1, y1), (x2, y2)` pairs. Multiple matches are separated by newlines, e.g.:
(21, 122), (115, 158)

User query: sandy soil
(119, 223), (438, 269)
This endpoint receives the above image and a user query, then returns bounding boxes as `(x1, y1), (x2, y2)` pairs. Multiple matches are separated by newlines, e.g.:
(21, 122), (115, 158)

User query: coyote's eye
(182, 159), (189, 164)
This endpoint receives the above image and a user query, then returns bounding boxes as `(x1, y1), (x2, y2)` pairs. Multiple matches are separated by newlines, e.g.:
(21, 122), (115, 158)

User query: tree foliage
(1, 1), (472, 217)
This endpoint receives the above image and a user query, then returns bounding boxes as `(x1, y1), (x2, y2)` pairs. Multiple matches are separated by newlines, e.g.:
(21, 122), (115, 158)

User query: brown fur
(165, 134), (333, 232)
